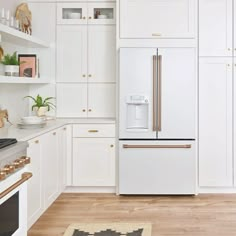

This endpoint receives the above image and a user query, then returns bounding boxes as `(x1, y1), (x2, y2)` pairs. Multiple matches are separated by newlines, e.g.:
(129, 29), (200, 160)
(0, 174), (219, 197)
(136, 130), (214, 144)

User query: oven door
(0, 170), (32, 236)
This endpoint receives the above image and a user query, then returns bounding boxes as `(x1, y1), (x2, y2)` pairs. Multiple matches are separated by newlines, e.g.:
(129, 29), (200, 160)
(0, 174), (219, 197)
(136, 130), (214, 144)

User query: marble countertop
(0, 118), (116, 141)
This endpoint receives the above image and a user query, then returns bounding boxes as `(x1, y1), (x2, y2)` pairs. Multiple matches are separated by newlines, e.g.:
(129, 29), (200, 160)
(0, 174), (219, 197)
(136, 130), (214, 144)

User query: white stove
(0, 140), (32, 236)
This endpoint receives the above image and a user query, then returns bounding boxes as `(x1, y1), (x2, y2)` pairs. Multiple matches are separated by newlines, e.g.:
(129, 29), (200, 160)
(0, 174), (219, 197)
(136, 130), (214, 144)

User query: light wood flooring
(28, 193), (236, 236)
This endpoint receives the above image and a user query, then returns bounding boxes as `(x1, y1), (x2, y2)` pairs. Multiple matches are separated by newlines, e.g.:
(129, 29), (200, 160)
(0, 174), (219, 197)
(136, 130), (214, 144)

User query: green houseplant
(24, 94), (55, 116)
(1, 52), (20, 76)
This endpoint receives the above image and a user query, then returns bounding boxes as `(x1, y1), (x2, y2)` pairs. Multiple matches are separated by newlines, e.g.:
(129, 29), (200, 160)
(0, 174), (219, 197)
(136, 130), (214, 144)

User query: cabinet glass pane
(94, 8), (114, 19)
(62, 8), (82, 19)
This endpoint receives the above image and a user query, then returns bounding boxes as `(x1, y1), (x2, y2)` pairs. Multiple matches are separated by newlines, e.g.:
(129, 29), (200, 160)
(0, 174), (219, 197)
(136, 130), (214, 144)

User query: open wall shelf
(0, 23), (50, 48)
(0, 75), (52, 84)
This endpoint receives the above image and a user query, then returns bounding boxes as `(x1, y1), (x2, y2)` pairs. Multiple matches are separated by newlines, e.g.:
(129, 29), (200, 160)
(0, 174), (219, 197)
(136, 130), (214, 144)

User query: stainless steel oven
(0, 140), (32, 236)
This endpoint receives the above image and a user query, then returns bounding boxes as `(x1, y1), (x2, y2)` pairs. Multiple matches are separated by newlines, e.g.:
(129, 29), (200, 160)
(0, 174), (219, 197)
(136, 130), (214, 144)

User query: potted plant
(24, 94), (56, 117)
(1, 52), (20, 76)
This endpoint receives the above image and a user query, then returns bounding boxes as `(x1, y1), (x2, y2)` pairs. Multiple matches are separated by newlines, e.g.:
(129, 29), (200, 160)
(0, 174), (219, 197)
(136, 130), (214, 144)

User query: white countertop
(0, 118), (116, 141)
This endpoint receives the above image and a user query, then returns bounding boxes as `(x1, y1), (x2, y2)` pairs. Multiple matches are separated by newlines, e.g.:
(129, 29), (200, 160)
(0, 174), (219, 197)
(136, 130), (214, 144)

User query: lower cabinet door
(73, 138), (115, 186)
(41, 131), (59, 209)
(27, 137), (43, 229)
(119, 141), (196, 195)
(199, 58), (233, 187)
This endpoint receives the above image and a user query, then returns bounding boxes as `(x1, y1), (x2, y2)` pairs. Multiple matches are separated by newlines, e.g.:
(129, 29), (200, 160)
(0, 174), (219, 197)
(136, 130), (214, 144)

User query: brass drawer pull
(152, 33), (162, 37)
(88, 130), (99, 133)
(0, 172), (33, 199)
(123, 144), (192, 149)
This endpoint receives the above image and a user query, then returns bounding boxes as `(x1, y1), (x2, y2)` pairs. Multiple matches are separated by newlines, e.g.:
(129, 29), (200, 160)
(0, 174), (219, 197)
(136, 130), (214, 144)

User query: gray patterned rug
(63, 223), (152, 236)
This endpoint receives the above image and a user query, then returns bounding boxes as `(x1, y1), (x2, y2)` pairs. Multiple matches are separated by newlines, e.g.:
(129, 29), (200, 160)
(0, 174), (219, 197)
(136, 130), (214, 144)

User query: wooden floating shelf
(0, 75), (52, 84)
(0, 23), (50, 48)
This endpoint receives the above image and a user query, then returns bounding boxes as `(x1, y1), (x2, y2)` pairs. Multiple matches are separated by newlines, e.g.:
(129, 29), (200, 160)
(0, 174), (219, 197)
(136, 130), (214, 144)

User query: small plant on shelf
(24, 94), (55, 117)
(1, 52), (20, 77)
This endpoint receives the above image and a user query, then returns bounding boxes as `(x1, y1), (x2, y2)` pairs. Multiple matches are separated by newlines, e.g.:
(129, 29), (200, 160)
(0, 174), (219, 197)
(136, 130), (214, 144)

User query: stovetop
(0, 139), (17, 149)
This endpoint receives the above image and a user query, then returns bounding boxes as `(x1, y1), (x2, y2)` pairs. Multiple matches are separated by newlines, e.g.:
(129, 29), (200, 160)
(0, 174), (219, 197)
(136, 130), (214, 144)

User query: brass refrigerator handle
(0, 172), (33, 200)
(153, 55), (157, 132)
(157, 55), (162, 132)
(123, 144), (192, 149)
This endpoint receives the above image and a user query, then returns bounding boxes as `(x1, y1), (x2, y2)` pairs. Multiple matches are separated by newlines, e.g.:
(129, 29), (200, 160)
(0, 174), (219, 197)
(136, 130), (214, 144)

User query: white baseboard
(199, 187), (236, 194)
(64, 186), (116, 193)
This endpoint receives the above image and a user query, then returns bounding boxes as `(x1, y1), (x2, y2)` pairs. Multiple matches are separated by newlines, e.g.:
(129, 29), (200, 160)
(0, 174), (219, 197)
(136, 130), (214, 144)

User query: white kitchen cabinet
(57, 25), (87, 83)
(41, 130), (59, 209)
(120, 0), (195, 39)
(57, 84), (87, 117)
(199, 58), (233, 187)
(88, 84), (116, 118)
(57, 3), (87, 24)
(73, 138), (116, 186)
(199, 0), (233, 57)
(27, 137), (43, 229)
(88, 25), (116, 83)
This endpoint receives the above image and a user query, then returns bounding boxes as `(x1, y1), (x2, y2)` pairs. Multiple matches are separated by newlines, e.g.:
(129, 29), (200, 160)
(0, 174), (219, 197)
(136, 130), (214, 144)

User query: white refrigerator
(119, 47), (197, 194)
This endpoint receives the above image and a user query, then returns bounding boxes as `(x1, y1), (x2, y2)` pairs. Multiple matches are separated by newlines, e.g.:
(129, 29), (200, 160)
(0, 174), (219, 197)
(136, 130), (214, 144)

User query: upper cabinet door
(157, 48), (196, 139)
(87, 3), (116, 25)
(120, 0), (195, 39)
(57, 25), (87, 83)
(57, 3), (87, 25)
(88, 25), (116, 83)
(199, 0), (233, 57)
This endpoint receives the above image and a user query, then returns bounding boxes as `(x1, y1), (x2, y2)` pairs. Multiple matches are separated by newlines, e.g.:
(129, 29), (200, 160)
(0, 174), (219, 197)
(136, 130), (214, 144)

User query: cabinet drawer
(73, 124), (115, 137)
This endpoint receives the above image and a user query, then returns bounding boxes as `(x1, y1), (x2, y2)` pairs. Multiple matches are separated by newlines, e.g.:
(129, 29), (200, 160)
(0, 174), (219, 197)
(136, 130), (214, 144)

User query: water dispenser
(126, 95), (149, 129)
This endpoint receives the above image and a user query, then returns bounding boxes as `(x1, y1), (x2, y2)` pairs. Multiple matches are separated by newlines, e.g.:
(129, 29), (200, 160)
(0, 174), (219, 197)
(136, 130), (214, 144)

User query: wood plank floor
(28, 193), (236, 236)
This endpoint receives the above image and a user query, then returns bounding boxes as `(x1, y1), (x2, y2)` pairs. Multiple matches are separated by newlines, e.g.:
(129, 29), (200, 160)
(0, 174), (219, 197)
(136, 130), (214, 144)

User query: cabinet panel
(88, 25), (116, 83)
(41, 131), (59, 209)
(57, 25), (87, 82)
(73, 138), (116, 186)
(57, 84), (87, 117)
(120, 0), (195, 38)
(57, 3), (87, 24)
(27, 138), (43, 229)
(199, 0), (233, 56)
(158, 48), (196, 139)
(88, 83), (116, 118)
(199, 58), (233, 187)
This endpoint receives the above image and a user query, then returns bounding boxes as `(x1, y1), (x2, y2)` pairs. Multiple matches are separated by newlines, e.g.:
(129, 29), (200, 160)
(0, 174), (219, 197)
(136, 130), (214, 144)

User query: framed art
(18, 54), (37, 78)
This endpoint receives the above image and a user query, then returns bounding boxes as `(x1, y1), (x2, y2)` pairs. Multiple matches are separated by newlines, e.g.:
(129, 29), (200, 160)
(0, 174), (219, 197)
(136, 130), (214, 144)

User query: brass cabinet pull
(110, 144), (114, 148)
(89, 17), (92, 19)
(152, 33), (162, 37)
(88, 130), (99, 133)
(88, 74), (92, 77)
(53, 132), (56, 135)
(82, 109), (86, 112)
(153, 55), (157, 132)
(64, 127), (67, 131)
(0, 172), (33, 199)
(157, 55), (162, 132)
(123, 144), (192, 149)
(35, 140), (39, 144)
(82, 74), (86, 78)
(88, 109), (92, 112)
(83, 16), (86, 20)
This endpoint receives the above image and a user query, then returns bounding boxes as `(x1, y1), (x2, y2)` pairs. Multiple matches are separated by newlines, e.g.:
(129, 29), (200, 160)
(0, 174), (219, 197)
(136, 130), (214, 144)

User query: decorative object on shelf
(18, 54), (36, 78)
(1, 8), (6, 25)
(0, 42), (4, 61)
(95, 10), (101, 19)
(0, 109), (11, 128)
(24, 94), (55, 117)
(15, 3), (32, 35)
(1, 52), (20, 77)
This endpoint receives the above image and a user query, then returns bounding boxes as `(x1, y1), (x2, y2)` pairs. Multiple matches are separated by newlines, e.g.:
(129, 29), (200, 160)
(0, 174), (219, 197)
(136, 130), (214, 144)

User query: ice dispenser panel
(126, 95), (149, 129)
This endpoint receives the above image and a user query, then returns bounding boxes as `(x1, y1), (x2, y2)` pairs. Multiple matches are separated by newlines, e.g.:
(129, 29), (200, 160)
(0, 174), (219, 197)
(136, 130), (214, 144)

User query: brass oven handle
(0, 172), (33, 199)
(88, 130), (99, 133)
(153, 55), (157, 132)
(123, 144), (191, 149)
(157, 55), (162, 132)
(152, 33), (162, 37)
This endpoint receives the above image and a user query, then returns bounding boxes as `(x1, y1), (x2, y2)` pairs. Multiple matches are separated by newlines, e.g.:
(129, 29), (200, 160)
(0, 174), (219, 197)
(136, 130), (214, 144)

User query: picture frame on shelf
(18, 54), (36, 78)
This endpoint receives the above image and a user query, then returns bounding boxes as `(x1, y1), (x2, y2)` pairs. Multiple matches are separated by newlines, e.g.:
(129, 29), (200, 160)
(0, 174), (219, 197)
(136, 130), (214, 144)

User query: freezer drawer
(119, 141), (196, 195)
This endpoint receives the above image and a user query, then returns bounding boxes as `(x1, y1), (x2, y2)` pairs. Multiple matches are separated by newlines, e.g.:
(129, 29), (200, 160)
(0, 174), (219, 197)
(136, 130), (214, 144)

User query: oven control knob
(13, 161), (20, 169)
(4, 165), (15, 174)
(16, 159), (25, 168)
(20, 156), (31, 164)
(0, 171), (6, 181)
(1, 167), (10, 175)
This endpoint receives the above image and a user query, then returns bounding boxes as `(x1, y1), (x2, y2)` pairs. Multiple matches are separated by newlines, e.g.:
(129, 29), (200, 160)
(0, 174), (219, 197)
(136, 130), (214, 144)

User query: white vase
(36, 107), (48, 117)
(4, 65), (19, 76)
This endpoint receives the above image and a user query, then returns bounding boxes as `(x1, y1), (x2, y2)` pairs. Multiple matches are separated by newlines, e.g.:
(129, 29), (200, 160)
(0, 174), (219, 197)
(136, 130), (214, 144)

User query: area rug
(63, 223), (152, 236)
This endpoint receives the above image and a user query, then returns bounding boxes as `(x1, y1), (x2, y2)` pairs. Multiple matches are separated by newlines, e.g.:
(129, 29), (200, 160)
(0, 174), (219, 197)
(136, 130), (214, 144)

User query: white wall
(0, 0), (25, 16)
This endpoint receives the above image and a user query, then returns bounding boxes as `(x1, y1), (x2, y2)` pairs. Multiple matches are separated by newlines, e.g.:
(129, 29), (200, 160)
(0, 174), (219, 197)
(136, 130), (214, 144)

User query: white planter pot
(4, 65), (19, 76)
(36, 107), (48, 117)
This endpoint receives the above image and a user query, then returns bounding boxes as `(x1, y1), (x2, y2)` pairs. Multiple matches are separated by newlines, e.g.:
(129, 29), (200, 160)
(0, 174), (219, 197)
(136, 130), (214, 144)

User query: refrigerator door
(157, 48), (196, 139)
(119, 48), (158, 139)
(119, 140), (196, 195)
